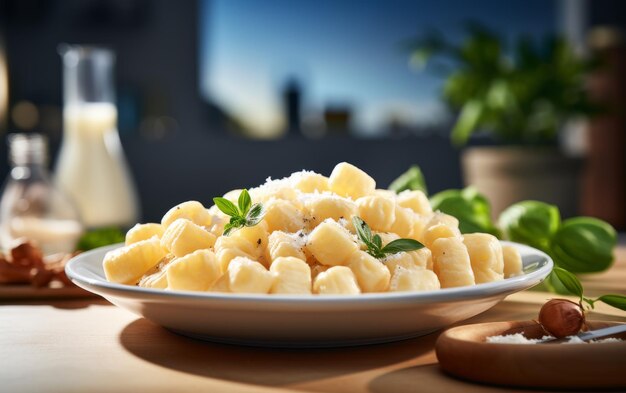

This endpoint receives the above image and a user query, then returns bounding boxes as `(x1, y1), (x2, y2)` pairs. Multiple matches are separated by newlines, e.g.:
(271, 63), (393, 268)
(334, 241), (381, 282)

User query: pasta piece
(263, 199), (305, 233)
(161, 218), (216, 257)
(214, 234), (260, 272)
(373, 189), (397, 198)
(422, 213), (461, 249)
(161, 201), (212, 229)
(463, 233), (504, 284)
(328, 162), (375, 199)
(209, 273), (230, 292)
(138, 254), (175, 289)
(138, 269), (168, 289)
(227, 257), (275, 294)
(389, 267), (440, 292)
(103, 237), (167, 284)
(303, 194), (357, 229)
(306, 219), (358, 266)
(397, 190), (432, 215)
(231, 221), (268, 256)
(167, 249), (221, 291)
(293, 172), (329, 193)
(207, 205), (228, 236)
(222, 189), (243, 203)
(269, 257), (312, 294)
(347, 250), (390, 292)
(414, 247), (433, 271)
(125, 223), (164, 245)
(503, 245), (523, 278)
(250, 185), (299, 205)
(356, 195), (396, 232)
(265, 231), (306, 264)
(409, 215), (429, 243)
(313, 266), (361, 295)
(390, 205), (416, 238)
(384, 248), (431, 275)
(431, 237), (475, 288)
(310, 263), (330, 280)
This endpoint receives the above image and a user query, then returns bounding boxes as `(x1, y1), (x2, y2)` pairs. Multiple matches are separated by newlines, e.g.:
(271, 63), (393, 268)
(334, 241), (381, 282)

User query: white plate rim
(66, 241), (553, 305)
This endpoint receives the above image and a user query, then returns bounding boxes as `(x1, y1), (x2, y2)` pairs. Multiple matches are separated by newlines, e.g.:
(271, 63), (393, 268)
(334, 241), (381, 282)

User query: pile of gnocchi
(103, 162), (523, 295)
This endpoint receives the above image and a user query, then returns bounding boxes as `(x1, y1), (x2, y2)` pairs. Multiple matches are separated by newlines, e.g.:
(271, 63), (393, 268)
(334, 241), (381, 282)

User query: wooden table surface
(2, 249), (625, 393)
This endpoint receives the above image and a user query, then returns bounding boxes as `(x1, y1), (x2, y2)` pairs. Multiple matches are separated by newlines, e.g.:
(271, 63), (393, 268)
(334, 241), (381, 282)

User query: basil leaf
(381, 238), (424, 254)
(550, 267), (583, 299)
(213, 197), (240, 217)
(598, 294), (626, 312)
(238, 189), (252, 215)
(223, 222), (237, 236)
(430, 187), (499, 237)
(499, 200), (560, 252)
(247, 203), (265, 220)
(372, 234), (383, 249)
(352, 216), (372, 244)
(388, 165), (428, 195)
(550, 217), (616, 273)
(246, 204), (265, 226)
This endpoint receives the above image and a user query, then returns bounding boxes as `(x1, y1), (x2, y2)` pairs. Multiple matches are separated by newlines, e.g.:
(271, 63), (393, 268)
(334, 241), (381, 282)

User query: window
(200, 0), (556, 138)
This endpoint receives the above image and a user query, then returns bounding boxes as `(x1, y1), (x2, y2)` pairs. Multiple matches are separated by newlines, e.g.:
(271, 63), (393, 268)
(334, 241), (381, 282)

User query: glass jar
(0, 133), (83, 254)
(56, 44), (139, 229)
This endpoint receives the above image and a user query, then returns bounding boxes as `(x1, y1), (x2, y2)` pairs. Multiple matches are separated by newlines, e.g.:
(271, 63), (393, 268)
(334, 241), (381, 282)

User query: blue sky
(200, 0), (556, 137)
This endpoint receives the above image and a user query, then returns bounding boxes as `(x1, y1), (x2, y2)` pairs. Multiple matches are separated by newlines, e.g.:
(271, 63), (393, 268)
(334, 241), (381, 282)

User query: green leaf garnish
(246, 203), (265, 226)
(352, 216), (424, 259)
(550, 266), (626, 314)
(213, 197), (240, 217)
(212, 189), (265, 236)
(550, 266), (583, 300)
(238, 189), (252, 215)
(597, 294), (626, 312)
(381, 239), (425, 254)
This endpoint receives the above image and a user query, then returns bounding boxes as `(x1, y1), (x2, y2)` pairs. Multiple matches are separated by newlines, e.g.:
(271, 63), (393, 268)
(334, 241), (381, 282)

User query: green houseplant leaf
(450, 99), (484, 146)
(388, 165), (428, 195)
(408, 24), (595, 146)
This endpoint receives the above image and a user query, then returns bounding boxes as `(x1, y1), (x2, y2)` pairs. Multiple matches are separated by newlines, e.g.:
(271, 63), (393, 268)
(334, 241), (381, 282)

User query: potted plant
(409, 24), (596, 217)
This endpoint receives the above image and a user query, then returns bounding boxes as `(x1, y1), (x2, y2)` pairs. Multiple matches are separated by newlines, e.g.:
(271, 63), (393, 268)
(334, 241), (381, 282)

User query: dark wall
(110, 134), (462, 222)
(1, 0), (205, 134)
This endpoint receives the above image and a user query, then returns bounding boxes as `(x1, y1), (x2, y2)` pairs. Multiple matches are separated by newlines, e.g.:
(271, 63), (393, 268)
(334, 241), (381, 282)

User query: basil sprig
(551, 266), (626, 312)
(213, 189), (265, 236)
(352, 216), (424, 259)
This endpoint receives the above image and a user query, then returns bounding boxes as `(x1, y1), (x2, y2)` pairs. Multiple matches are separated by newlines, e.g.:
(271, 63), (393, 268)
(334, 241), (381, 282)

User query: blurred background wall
(0, 0), (624, 225)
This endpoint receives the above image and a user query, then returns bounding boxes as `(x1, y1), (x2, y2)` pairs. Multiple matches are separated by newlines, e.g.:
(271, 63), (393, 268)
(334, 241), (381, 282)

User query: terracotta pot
(462, 147), (582, 218)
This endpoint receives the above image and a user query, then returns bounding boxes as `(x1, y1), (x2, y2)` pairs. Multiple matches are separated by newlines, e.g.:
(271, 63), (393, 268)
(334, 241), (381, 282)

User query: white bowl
(66, 241), (552, 347)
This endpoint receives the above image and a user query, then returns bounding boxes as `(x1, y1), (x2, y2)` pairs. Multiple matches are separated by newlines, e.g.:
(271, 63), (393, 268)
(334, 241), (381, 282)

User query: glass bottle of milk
(0, 134), (83, 254)
(56, 45), (139, 228)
